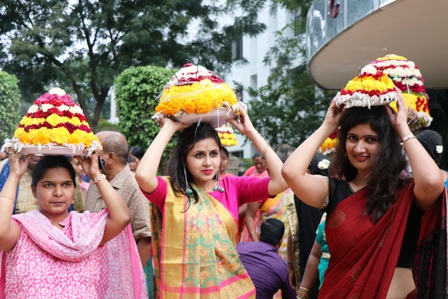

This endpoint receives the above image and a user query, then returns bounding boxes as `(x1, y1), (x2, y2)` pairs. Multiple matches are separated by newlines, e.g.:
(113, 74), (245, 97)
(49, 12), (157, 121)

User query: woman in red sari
(282, 93), (446, 299)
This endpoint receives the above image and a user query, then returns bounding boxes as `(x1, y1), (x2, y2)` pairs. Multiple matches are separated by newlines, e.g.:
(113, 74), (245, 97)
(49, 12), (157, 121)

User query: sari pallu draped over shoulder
(150, 177), (255, 299)
(319, 182), (447, 299)
(0, 209), (146, 299)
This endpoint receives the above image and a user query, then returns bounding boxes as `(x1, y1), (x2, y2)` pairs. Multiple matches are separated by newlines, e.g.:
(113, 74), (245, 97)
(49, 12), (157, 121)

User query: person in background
(0, 155), (84, 214)
(219, 147), (234, 179)
(135, 109), (288, 298)
(0, 153), (146, 298)
(282, 93), (446, 298)
(296, 213), (329, 299)
(415, 130), (447, 187)
(70, 157), (90, 202)
(128, 146), (144, 173)
(85, 131), (154, 298)
(237, 218), (296, 299)
(0, 152), (7, 161)
(286, 153), (329, 298)
(241, 152), (270, 242)
(243, 152), (269, 178)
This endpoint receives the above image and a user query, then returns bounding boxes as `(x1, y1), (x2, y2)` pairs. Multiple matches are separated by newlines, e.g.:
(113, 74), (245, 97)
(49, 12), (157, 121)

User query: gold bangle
(261, 144), (270, 159)
(0, 197), (14, 204)
(93, 174), (107, 183)
(400, 134), (416, 149)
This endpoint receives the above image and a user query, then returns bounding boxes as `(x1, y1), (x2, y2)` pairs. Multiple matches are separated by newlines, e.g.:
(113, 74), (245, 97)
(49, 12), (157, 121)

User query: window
(231, 37), (243, 61)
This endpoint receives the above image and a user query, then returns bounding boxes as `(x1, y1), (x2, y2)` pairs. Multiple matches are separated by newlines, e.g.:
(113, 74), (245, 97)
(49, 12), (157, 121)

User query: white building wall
(226, 5), (293, 159)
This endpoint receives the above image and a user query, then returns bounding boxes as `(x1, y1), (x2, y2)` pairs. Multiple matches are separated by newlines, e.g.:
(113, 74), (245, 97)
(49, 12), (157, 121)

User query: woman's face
(70, 158), (84, 181)
(186, 138), (220, 187)
(345, 123), (380, 176)
(31, 167), (74, 218)
(253, 156), (267, 173)
(219, 150), (229, 173)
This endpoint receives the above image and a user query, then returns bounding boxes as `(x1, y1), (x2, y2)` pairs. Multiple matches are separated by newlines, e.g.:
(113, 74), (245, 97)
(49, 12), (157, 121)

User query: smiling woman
(282, 92), (447, 298)
(0, 154), (146, 298)
(135, 107), (288, 298)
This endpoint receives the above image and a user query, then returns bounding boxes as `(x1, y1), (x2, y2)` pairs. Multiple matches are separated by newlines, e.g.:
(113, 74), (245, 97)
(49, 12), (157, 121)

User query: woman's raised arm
(386, 92), (444, 209)
(229, 110), (287, 196)
(282, 101), (344, 208)
(0, 152), (32, 251)
(78, 152), (130, 245)
(135, 119), (190, 194)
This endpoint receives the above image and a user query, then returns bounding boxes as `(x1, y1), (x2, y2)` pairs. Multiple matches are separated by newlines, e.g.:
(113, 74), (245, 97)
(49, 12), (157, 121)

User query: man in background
(85, 131), (153, 297)
(237, 218), (296, 299)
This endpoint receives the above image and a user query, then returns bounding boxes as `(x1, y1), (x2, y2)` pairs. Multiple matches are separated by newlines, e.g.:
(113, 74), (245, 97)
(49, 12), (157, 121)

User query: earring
(184, 166), (193, 198)
(213, 170), (225, 193)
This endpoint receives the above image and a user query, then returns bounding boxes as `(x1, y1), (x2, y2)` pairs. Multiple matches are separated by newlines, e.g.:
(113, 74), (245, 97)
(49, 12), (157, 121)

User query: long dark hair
(331, 106), (407, 223)
(167, 122), (222, 206)
(31, 156), (77, 188)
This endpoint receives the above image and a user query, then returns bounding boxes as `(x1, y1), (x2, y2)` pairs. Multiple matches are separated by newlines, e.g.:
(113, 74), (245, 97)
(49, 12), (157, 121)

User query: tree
(114, 65), (173, 166)
(0, 0), (266, 127)
(246, 0), (336, 149)
(0, 71), (21, 144)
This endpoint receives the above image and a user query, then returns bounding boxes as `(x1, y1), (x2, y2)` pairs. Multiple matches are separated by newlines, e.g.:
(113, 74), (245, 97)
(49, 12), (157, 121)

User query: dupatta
(150, 177), (255, 299)
(0, 209), (146, 299)
(320, 182), (447, 299)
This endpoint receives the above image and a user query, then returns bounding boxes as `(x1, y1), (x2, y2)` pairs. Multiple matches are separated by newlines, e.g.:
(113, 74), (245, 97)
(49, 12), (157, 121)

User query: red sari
(319, 182), (447, 299)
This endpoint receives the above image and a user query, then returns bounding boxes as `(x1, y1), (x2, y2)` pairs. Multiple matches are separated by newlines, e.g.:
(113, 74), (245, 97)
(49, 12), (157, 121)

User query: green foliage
(246, 0), (336, 148)
(115, 65), (173, 166)
(0, 71), (21, 144)
(92, 118), (121, 133)
(0, 0), (268, 127)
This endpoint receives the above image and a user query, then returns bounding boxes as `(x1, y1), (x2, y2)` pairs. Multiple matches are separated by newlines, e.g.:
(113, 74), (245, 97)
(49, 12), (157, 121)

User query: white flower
(48, 87), (66, 96)
(436, 145), (443, 154)
(318, 159), (330, 170)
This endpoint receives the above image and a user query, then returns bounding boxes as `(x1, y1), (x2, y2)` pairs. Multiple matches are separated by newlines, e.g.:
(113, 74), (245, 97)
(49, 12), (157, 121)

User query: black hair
(167, 122), (222, 207)
(220, 147), (229, 158)
(31, 156), (77, 188)
(416, 130), (443, 167)
(129, 146), (145, 160)
(252, 152), (262, 160)
(259, 218), (285, 246)
(308, 153), (330, 176)
(331, 106), (407, 223)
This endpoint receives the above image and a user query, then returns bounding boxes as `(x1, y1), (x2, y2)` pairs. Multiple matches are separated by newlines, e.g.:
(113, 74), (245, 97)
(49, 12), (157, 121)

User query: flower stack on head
(334, 68), (398, 108)
(1, 88), (101, 156)
(216, 123), (238, 147)
(361, 54), (432, 128)
(153, 62), (245, 127)
(319, 128), (339, 155)
(320, 69), (400, 155)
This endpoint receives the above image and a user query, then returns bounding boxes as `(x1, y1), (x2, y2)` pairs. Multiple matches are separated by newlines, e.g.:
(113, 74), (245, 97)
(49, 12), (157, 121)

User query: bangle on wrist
(400, 134), (416, 149)
(261, 144), (270, 159)
(0, 197), (14, 204)
(286, 259), (293, 264)
(93, 174), (107, 183)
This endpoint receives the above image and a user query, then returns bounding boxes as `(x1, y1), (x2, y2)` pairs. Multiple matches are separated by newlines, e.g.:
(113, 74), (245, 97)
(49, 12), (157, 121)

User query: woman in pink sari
(283, 93), (446, 298)
(0, 153), (146, 298)
(135, 109), (288, 298)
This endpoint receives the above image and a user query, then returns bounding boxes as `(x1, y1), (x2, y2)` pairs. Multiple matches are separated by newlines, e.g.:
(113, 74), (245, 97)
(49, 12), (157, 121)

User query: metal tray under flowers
(19, 145), (85, 156)
(173, 108), (236, 128)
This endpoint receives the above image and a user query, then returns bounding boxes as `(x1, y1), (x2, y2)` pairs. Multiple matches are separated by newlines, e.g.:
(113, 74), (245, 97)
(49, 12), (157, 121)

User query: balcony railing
(306, 0), (394, 62)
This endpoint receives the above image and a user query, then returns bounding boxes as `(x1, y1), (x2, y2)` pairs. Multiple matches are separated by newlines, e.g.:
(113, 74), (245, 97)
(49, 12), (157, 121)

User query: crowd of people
(0, 86), (447, 299)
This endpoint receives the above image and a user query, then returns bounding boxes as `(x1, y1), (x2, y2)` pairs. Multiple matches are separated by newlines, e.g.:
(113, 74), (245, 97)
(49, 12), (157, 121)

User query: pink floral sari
(0, 209), (146, 299)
